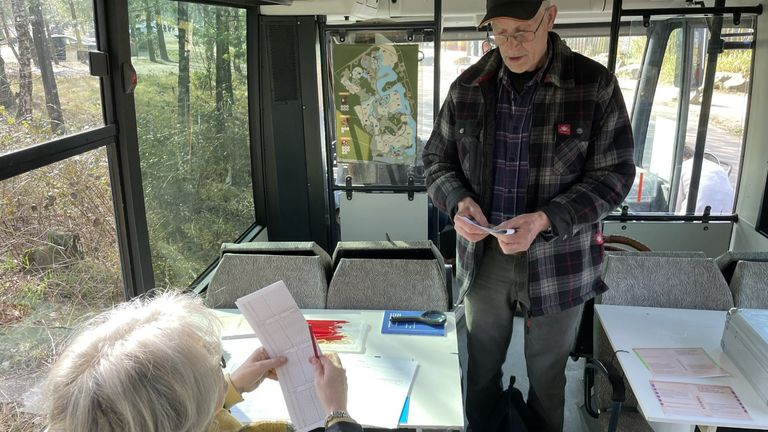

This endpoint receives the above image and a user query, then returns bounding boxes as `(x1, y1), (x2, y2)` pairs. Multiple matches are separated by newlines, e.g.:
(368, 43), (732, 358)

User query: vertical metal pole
(318, 16), (339, 248)
(433, 0), (442, 119)
(686, 0), (725, 214)
(96, 0), (156, 298)
(670, 23), (693, 211)
(607, 0), (623, 73)
(431, 0), (443, 247)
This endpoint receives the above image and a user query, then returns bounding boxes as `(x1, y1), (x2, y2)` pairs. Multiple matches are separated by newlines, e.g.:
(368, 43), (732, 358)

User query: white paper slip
(340, 354), (418, 429)
(458, 216), (516, 235)
(650, 380), (751, 420)
(634, 347), (730, 378)
(226, 349), (419, 429)
(234, 281), (325, 432)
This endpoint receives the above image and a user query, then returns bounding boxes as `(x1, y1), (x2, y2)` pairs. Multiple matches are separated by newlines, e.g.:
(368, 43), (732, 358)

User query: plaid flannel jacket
(423, 32), (636, 316)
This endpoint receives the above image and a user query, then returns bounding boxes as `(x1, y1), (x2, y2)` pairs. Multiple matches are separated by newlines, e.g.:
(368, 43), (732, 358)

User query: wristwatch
(324, 410), (352, 426)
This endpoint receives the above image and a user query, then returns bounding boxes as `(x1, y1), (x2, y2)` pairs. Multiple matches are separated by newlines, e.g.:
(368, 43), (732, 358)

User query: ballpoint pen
(308, 324), (321, 358)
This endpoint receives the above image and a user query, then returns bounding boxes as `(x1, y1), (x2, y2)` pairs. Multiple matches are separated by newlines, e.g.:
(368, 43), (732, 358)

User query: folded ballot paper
(234, 281), (326, 432)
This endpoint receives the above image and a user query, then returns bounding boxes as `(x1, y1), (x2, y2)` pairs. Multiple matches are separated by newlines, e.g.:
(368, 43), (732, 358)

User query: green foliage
(718, 49), (752, 78)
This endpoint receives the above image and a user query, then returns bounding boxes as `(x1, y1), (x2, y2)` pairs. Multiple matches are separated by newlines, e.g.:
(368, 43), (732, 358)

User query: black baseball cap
(479, 0), (544, 27)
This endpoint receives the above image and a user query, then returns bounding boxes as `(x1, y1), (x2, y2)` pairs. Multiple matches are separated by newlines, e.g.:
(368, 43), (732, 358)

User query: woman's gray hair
(44, 291), (224, 432)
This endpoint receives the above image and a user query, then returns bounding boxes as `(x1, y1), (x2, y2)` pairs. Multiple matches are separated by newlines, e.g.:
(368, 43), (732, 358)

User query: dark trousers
(464, 245), (583, 432)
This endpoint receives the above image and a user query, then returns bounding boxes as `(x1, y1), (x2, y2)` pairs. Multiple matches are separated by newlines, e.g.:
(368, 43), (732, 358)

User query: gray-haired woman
(43, 292), (361, 432)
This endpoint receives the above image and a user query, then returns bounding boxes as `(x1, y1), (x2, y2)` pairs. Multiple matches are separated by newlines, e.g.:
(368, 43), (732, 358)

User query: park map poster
(333, 44), (418, 164)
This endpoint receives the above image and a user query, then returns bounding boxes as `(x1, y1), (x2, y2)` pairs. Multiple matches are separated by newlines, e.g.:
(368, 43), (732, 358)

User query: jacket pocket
(552, 138), (589, 176)
(455, 121), (481, 176)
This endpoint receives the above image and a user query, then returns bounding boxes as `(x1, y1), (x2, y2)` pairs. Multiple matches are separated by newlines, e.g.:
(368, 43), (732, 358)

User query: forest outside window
(0, 0), (103, 156)
(129, 1), (255, 288)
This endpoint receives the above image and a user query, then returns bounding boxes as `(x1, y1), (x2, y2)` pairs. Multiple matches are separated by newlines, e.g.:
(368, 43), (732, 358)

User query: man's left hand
(492, 211), (551, 254)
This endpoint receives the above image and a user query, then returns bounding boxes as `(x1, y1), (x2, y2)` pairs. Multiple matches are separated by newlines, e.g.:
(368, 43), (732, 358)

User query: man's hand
(453, 197), (491, 243)
(492, 211), (551, 254)
(230, 347), (288, 394)
(309, 353), (348, 413)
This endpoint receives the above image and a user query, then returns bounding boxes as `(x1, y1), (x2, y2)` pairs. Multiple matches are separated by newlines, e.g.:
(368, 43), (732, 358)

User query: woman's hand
(230, 347), (287, 394)
(309, 353), (348, 412)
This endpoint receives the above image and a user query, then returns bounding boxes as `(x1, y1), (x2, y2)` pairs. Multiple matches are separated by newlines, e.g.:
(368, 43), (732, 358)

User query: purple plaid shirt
(490, 48), (552, 226)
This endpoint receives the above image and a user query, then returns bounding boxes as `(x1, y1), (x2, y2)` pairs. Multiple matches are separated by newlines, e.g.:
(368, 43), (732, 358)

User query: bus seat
(326, 241), (449, 311)
(205, 242), (331, 309)
(586, 255), (733, 431)
(729, 261), (768, 308)
(715, 250), (768, 284)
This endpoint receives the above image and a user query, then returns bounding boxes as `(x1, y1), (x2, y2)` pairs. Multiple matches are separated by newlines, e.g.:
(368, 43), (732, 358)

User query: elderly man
(423, 0), (636, 430)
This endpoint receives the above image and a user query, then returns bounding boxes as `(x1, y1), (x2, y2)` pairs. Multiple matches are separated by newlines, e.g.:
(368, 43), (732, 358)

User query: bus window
(128, 1), (255, 288)
(0, 147), (122, 426)
(627, 17), (754, 215)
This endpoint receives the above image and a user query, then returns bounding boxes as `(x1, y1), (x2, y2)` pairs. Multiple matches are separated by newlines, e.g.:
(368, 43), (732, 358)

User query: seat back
(326, 241), (449, 311)
(715, 251), (768, 284)
(730, 261), (768, 308)
(205, 242), (331, 309)
(595, 255), (733, 410)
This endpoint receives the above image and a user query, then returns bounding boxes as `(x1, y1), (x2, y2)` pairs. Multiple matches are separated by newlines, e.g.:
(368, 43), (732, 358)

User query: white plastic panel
(339, 192), (428, 241)
(602, 220), (734, 258)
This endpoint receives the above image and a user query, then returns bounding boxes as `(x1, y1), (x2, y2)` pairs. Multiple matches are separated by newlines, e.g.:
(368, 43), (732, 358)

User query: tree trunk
(214, 8), (232, 118)
(128, 9), (138, 57)
(203, 6), (214, 93)
(67, 0), (82, 50)
(11, 0), (32, 122)
(144, 0), (156, 62)
(177, 2), (190, 125)
(44, 10), (57, 65)
(29, 0), (64, 134)
(154, 0), (168, 61)
(0, 54), (15, 111)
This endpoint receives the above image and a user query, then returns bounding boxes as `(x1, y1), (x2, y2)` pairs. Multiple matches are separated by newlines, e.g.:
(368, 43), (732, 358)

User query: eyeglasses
(491, 7), (551, 45)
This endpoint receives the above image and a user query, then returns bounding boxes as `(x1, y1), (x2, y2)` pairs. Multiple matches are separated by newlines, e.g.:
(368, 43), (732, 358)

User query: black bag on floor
(490, 376), (545, 432)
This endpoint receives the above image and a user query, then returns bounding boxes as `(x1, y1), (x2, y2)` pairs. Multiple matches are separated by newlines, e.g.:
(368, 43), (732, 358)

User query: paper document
(219, 314), (256, 340)
(634, 348), (730, 378)
(226, 351), (417, 429)
(458, 216), (516, 235)
(234, 281), (325, 432)
(342, 354), (418, 428)
(650, 380), (751, 420)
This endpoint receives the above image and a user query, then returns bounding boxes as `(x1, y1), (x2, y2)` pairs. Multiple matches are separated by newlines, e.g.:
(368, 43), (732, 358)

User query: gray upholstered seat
(326, 241), (449, 311)
(205, 242), (331, 309)
(730, 260), (768, 308)
(590, 255), (733, 431)
(715, 251), (768, 283)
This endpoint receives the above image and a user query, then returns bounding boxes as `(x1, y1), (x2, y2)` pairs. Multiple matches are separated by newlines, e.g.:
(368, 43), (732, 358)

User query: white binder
(722, 308), (768, 405)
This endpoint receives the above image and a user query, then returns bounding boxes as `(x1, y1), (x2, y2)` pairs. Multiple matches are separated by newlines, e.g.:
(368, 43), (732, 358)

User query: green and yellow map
(333, 44), (418, 164)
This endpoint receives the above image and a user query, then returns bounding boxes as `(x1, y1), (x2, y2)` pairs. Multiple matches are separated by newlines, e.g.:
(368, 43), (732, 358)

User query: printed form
(650, 380), (751, 420)
(634, 348), (730, 378)
(235, 281), (325, 432)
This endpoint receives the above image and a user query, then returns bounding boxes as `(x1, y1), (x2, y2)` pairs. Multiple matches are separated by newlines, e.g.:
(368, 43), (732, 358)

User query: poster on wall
(333, 44), (418, 164)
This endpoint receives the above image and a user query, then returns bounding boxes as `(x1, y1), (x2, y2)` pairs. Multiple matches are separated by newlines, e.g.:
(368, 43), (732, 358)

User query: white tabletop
(595, 304), (768, 431)
(215, 309), (464, 430)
